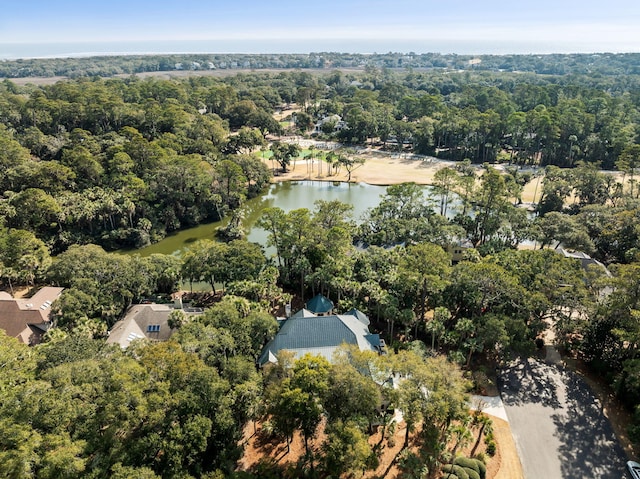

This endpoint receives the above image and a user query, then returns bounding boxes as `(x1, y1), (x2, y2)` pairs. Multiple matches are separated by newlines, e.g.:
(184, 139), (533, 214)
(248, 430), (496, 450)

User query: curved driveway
(498, 355), (628, 479)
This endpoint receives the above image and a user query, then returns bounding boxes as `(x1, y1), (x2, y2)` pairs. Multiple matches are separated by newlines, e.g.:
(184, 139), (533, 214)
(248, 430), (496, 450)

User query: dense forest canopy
(0, 63), (639, 257)
(2, 55), (640, 477)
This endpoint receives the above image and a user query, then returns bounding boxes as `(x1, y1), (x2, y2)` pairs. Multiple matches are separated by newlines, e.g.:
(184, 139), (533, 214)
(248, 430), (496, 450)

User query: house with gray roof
(0, 287), (63, 345)
(557, 248), (611, 276)
(107, 301), (203, 349)
(313, 114), (346, 135)
(259, 299), (384, 366)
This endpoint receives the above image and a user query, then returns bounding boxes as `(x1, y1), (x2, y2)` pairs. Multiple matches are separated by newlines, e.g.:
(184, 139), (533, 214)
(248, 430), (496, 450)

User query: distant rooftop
(557, 248), (611, 276)
(0, 287), (64, 345)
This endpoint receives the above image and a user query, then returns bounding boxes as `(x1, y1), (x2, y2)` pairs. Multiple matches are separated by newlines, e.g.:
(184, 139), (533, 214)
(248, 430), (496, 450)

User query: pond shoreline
(125, 181), (390, 257)
(263, 153), (545, 203)
(125, 151), (555, 259)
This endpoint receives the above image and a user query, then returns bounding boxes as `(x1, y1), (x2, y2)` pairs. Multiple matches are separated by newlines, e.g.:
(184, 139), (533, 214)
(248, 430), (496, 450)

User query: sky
(1, 0), (639, 58)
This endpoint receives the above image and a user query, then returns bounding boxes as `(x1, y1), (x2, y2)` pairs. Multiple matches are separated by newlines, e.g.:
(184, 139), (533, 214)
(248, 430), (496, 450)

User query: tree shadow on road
(498, 357), (563, 410)
(551, 373), (627, 479)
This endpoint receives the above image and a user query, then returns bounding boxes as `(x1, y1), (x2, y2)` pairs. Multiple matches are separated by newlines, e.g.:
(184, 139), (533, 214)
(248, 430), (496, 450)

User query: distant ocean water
(0, 39), (606, 60)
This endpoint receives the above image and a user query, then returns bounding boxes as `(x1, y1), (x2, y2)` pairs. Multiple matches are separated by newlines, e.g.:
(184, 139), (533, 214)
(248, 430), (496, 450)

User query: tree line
(2, 52), (639, 79)
(295, 68), (640, 169)
(1, 67), (639, 259)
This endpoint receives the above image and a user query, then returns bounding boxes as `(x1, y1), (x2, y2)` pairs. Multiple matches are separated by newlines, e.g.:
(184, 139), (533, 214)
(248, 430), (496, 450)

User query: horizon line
(2, 49), (639, 62)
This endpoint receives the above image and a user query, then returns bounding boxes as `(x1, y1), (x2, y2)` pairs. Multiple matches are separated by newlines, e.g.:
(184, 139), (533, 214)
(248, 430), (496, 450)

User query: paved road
(498, 354), (628, 479)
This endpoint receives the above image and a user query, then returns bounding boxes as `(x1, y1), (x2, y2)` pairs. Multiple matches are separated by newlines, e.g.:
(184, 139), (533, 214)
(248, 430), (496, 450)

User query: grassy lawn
(255, 148), (318, 160)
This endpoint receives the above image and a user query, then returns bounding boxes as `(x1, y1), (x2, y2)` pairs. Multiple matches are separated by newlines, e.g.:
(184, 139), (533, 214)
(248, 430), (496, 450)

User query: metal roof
(305, 294), (334, 314)
(259, 309), (380, 365)
(345, 308), (370, 326)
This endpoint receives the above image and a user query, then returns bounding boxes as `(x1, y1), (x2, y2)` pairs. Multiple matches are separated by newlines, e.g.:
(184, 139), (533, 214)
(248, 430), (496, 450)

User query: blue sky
(1, 0), (639, 56)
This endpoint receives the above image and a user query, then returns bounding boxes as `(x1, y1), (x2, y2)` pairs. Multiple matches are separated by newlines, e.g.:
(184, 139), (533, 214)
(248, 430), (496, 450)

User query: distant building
(0, 287), (64, 345)
(313, 114), (346, 135)
(447, 239), (474, 264)
(107, 301), (203, 349)
(556, 248), (611, 276)
(556, 248), (612, 298)
(259, 295), (384, 366)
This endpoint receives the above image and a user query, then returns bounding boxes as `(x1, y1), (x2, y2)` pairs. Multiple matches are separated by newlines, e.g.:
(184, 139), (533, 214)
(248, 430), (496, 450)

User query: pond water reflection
(129, 181), (393, 257)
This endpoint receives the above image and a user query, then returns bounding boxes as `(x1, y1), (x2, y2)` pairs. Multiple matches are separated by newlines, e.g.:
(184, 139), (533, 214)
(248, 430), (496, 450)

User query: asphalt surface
(498, 353), (628, 479)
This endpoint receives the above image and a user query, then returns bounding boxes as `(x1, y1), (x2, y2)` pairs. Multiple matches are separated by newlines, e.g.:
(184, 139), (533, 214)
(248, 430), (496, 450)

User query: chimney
(174, 296), (183, 310)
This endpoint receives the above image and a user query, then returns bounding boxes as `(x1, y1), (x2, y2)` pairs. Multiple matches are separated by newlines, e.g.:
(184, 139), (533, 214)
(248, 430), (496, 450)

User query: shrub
(486, 440), (497, 456)
(473, 452), (486, 464)
(441, 464), (455, 477)
(386, 420), (397, 448)
(453, 457), (486, 478)
(476, 460), (487, 479)
(463, 467), (480, 479)
(454, 457), (479, 473)
(397, 449), (429, 478)
(441, 464), (469, 479)
(260, 420), (275, 438)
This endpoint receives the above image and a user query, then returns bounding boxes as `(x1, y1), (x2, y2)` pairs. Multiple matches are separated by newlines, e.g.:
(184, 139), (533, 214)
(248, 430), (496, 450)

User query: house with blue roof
(259, 296), (385, 366)
(305, 294), (335, 315)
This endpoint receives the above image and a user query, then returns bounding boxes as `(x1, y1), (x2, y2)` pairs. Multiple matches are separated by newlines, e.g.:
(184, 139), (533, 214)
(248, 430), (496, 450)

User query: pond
(129, 181), (392, 257)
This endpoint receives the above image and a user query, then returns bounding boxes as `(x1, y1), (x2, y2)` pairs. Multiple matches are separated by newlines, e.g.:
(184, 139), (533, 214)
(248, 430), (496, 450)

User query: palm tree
(470, 413), (493, 456)
(308, 145), (316, 175)
(616, 144), (640, 199)
(325, 151), (337, 176)
(445, 419), (473, 479)
(427, 307), (449, 350)
(317, 151), (324, 177)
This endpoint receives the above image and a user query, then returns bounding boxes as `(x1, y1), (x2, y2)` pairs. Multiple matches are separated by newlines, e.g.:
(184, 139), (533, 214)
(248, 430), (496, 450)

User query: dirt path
(492, 416), (525, 479)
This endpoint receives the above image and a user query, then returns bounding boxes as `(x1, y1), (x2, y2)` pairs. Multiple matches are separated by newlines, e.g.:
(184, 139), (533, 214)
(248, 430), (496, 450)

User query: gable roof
(259, 309), (380, 366)
(107, 304), (174, 348)
(306, 294), (334, 314)
(0, 287), (64, 345)
(107, 303), (203, 349)
(291, 308), (316, 318)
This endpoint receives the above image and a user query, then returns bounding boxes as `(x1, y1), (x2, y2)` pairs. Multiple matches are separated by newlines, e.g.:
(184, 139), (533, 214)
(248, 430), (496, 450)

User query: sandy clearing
(265, 150), (545, 204)
(268, 151), (457, 185)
